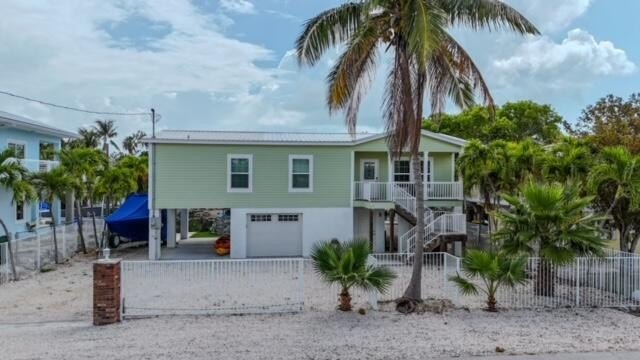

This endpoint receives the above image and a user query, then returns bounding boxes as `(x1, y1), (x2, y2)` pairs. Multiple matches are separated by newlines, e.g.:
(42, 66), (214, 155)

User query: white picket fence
(121, 258), (305, 316)
(119, 251), (640, 317)
(0, 218), (105, 284)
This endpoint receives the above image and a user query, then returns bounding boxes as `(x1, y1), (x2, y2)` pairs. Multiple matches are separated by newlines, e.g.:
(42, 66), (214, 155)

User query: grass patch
(190, 231), (219, 238)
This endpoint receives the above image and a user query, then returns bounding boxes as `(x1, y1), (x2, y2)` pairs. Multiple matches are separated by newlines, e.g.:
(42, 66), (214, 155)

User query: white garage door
(247, 213), (303, 257)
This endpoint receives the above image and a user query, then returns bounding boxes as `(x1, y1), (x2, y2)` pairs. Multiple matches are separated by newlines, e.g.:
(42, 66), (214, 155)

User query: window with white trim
(8, 141), (26, 159)
(250, 214), (271, 222)
(227, 154), (252, 192)
(393, 160), (411, 182)
(278, 214), (299, 222)
(289, 155), (313, 192)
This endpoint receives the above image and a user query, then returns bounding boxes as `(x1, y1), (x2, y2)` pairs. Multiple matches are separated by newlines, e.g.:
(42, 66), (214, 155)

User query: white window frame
(227, 154), (253, 193)
(14, 200), (27, 223)
(393, 156), (433, 182)
(288, 154), (313, 193)
(7, 139), (27, 160)
(360, 159), (379, 182)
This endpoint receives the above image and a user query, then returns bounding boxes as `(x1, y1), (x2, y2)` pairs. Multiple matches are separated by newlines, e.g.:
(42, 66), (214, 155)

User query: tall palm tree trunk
(403, 153), (426, 301)
(75, 199), (87, 254)
(0, 218), (18, 281)
(52, 220), (59, 264)
(535, 258), (555, 297)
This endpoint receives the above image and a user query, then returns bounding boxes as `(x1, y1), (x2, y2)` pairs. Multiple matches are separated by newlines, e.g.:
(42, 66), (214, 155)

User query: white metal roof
(150, 130), (380, 144)
(0, 110), (78, 138)
(146, 129), (466, 147)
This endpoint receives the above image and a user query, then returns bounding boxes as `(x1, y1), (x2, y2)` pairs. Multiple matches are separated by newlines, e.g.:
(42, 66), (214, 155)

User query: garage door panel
(247, 213), (302, 257)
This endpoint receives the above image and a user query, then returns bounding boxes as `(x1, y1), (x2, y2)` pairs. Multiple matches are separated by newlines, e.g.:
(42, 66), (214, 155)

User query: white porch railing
(401, 213), (466, 254)
(5, 158), (60, 172)
(354, 181), (463, 202)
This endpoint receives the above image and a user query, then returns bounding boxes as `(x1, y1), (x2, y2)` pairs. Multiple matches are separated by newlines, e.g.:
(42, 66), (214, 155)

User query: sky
(0, 0), (638, 141)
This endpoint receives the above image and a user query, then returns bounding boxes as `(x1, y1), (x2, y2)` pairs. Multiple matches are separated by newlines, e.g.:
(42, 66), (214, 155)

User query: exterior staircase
(392, 184), (466, 254)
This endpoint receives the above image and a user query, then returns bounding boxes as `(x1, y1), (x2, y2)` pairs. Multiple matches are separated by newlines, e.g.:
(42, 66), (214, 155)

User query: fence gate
(121, 258), (305, 317)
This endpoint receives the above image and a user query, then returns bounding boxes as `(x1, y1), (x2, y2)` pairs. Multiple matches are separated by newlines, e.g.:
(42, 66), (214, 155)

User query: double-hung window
(227, 154), (252, 192)
(289, 155), (313, 192)
(393, 160), (411, 182)
(8, 141), (26, 160)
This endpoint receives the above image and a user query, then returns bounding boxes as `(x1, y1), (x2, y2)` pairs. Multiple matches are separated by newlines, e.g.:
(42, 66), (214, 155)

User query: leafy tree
(65, 127), (100, 149)
(450, 249), (527, 312)
(122, 131), (147, 155)
(569, 93), (640, 154)
(0, 149), (37, 279)
(457, 140), (511, 233)
(59, 148), (108, 253)
(117, 154), (148, 193)
(95, 166), (137, 211)
(424, 100), (563, 143)
(29, 168), (72, 264)
(542, 137), (595, 184)
(296, 0), (537, 310)
(310, 239), (395, 311)
(588, 147), (640, 253)
(495, 182), (605, 296)
(93, 119), (119, 155)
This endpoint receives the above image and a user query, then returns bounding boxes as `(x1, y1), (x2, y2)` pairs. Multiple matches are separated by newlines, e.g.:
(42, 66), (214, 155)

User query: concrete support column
(180, 209), (189, 240)
(373, 210), (385, 253)
(166, 209), (177, 248)
(148, 209), (161, 260)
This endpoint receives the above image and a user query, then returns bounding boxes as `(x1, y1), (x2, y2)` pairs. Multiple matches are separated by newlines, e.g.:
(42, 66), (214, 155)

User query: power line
(0, 90), (150, 116)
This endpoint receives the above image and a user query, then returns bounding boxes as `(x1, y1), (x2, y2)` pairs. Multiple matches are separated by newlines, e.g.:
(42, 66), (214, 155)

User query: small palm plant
(310, 239), (395, 311)
(450, 250), (528, 312)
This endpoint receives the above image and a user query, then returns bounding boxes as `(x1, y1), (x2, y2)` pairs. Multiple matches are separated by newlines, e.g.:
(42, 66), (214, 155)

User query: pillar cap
(94, 258), (121, 265)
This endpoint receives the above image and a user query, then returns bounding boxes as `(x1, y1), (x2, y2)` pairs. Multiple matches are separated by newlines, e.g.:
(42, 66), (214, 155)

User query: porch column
(180, 209), (189, 240)
(373, 210), (385, 253)
(166, 209), (177, 248)
(148, 209), (161, 260)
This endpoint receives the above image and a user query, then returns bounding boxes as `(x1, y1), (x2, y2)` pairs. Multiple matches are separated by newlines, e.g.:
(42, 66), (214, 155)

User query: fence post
(575, 258), (580, 307)
(367, 255), (379, 310)
(298, 258), (305, 311)
(443, 253), (447, 289)
(93, 258), (122, 325)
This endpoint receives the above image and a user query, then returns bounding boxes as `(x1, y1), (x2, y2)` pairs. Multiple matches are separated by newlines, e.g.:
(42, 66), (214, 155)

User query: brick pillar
(93, 259), (121, 326)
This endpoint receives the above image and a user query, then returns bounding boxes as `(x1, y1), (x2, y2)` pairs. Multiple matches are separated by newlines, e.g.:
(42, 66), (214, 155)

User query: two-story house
(147, 130), (467, 259)
(0, 111), (77, 238)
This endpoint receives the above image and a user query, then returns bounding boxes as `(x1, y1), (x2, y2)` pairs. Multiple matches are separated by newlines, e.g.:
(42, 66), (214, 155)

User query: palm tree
(0, 149), (37, 280)
(588, 147), (640, 253)
(495, 182), (605, 296)
(93, 119), (119, 156)
(296, 0), (538, 308)
(450, 249), (527, 312)
(543, 138), (594, 184)
(122, 131), (147, 155)
(29, 168), (72, 264)
(117, 154), (148, 193)
(59, 148), (108, 253)
(310, 239), (396, 311)
(73, 128), (100, 149)
(457, 140), (511, 234)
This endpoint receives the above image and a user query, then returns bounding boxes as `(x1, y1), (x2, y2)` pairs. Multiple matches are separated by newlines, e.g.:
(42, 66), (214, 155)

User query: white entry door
(247, 213), (303, 257)
(360, 159), (379, 200)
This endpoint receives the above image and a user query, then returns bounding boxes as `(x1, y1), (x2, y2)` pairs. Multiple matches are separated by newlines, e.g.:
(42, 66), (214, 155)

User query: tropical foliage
(424, 101), (563, 144)
(450, 249), (527, 312)
(495, 182), (606, 295)
(310, 239), (395, 311)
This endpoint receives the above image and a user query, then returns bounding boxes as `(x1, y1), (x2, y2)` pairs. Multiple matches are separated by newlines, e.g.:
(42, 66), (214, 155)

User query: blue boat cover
(106, 193), (150, 241)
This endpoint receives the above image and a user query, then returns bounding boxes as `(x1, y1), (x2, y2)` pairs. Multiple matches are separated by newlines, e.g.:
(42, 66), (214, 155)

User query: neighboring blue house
(0, 111), (77, 239)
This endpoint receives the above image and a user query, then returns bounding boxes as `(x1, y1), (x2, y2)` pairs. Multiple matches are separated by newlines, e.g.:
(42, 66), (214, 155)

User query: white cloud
(494, 29), (636, 83)
(0, 0), (275, 138)
(505, 0), (592, 32)
(219, 0), (255, 14)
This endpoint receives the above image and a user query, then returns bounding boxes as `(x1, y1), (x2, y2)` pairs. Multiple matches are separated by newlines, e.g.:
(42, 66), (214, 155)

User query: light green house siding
(431, 153), (454, 182)
(155, 144), (351, 209)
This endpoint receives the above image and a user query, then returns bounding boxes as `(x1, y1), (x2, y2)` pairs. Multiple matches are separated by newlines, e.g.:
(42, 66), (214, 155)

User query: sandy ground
(2, 248), (640, 359)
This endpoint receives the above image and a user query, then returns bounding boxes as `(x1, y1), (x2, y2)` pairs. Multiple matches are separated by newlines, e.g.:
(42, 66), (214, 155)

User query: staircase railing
(402, 213), (466, 254)
(392, 184), (416, 215)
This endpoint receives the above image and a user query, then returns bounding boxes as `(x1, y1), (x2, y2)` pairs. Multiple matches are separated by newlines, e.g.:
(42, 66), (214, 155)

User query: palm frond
(436, 0), (540, 35)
